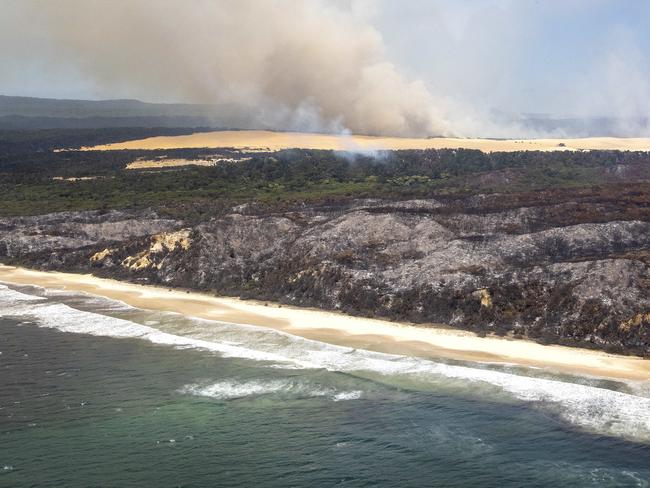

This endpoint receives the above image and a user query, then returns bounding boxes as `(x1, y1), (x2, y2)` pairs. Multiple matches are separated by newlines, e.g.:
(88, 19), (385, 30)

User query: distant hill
(0, 115), (229, 130)
(0, 95), (252, 130)
(516, 114), (650, 138)
(1, 95), (648, 136)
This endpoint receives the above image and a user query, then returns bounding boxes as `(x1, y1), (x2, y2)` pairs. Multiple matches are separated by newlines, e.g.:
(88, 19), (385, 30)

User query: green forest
(1, 128), (649, 218)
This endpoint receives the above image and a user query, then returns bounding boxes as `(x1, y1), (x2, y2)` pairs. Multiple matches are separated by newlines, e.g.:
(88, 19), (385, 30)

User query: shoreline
(1, 264), (648, 382)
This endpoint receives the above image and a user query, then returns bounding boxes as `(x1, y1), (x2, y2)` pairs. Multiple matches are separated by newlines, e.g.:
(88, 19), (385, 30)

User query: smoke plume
(6, 0), (461, 137)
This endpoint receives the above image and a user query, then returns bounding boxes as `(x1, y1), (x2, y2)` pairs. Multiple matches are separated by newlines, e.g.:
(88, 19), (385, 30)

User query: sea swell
(1, 283), (649, 443)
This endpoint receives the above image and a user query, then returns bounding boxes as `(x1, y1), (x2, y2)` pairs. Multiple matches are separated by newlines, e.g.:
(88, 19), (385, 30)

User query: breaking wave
(1, 283), (649, 442)
(180, 379), (362, 401)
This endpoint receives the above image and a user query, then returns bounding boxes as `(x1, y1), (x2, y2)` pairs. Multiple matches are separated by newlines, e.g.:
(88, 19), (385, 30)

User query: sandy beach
(1, 264), (648, 381)
(82, 129), (650, 153)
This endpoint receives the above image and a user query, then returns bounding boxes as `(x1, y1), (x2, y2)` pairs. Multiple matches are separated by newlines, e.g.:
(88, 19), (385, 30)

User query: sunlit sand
(1, 265), (648, 381)
(83, 130), (650, 153)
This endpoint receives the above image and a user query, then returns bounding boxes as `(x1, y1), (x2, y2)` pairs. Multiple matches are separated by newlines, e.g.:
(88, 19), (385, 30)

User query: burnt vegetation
(1, 128), (649, 355)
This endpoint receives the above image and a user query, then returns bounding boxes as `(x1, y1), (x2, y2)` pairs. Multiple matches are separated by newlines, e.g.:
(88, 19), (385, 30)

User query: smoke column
(9, 0), (462, 137)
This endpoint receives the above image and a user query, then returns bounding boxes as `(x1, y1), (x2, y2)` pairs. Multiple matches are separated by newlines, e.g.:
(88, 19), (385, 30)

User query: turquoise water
(1, 283), (649, 487)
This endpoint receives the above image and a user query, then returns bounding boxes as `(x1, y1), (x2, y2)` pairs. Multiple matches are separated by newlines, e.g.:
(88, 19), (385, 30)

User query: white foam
(0, 285), (290, 363)
(180, 379), (363, 401)
(332, 390), (363, 401)
(0, 284), (45, 303)
(1, 284), (649, 442)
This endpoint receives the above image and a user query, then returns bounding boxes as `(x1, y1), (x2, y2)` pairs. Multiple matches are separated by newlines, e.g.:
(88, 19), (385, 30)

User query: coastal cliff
(2, 189), (648, 356)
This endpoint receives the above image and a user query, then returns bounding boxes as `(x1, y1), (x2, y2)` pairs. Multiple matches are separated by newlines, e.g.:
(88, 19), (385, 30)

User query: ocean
(1, 282), (649, 487)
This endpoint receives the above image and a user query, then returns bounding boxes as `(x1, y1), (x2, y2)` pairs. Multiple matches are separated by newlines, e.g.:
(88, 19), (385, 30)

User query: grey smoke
(1, 0), (649, 137)
(1, 0), (461, 137)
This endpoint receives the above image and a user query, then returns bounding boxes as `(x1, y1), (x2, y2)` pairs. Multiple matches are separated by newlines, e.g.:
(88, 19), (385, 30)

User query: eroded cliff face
(0, 210), (182, 258)
(1, 196), (648, 355)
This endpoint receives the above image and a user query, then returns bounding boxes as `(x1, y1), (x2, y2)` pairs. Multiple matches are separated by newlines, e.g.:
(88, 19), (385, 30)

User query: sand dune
(126, 158), (215, 169)
(83, 130), (650, 153)
(1, 265), (648, 381)
(124, 156), (252, 170)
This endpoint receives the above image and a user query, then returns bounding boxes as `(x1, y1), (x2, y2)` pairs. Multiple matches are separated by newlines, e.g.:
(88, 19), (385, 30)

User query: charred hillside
(1, 136), (648, 355)
(2, 185), (649, 356)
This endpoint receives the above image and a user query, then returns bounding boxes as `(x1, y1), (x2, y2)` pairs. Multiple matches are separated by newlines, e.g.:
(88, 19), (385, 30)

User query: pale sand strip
(126, 158), (215, 169)
(125, 157), (251, 170)
(0, 265), (648, 381)
(82, 130), (650, 153)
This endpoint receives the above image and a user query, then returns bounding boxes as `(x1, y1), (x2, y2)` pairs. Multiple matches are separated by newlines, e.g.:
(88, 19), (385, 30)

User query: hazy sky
(376, 0), (650, 117)
(1, 0), (649, 135)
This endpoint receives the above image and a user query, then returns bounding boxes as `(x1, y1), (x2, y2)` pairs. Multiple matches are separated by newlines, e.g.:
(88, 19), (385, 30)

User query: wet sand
(82, 130), (650, 153)
(1, 265), (648, 381)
